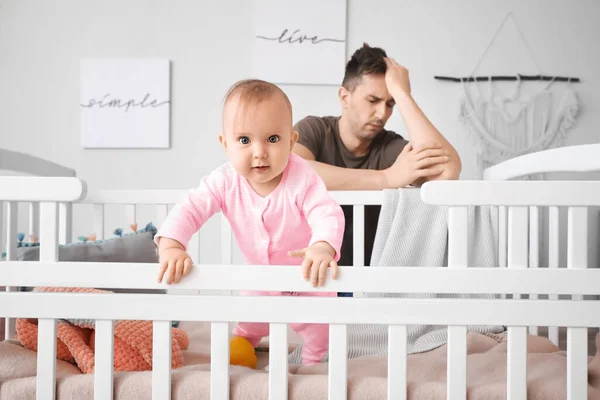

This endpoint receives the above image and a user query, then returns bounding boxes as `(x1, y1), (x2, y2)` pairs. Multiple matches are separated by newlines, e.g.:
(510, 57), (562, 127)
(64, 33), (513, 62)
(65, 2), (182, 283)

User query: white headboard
(0, 148), (75, 177)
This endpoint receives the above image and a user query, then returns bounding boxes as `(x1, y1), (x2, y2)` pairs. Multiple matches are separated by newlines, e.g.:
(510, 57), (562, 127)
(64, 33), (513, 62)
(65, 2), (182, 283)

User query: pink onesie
(155, 153), (345, 365)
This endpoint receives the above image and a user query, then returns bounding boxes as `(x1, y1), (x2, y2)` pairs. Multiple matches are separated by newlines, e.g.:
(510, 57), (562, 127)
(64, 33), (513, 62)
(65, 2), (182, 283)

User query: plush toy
(229, 336), (257, 369)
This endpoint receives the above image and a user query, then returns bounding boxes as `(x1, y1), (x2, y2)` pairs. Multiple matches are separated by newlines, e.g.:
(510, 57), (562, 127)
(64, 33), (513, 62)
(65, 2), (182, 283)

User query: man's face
(340, 74), (396, 140)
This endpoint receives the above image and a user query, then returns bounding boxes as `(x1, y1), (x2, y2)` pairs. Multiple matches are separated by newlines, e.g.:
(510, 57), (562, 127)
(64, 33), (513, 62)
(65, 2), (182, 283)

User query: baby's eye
(238, 136), (250, 144)
(267, 135), (280, 143)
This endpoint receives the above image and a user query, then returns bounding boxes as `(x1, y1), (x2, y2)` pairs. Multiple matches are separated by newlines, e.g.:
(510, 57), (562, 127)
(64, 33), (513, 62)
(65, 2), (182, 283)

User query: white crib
(1, 176), (600, 400)
(2, 146), (600, 399)
(484, 143), (600, 346)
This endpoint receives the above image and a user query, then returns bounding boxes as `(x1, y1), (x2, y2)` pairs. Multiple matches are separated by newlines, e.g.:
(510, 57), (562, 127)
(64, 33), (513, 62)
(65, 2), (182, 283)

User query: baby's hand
(157, 247), (193, 285)
(289, 242), (338, 287)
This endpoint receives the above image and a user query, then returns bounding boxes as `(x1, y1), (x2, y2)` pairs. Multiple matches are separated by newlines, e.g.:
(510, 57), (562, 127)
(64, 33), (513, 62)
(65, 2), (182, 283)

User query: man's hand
(289, 242), (338, 287)
(384, 57), (411, 97)
(382, 143), (450, 188)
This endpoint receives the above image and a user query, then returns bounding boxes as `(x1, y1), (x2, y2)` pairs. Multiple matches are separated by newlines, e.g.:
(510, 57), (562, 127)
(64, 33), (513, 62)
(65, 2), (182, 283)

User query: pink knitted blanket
(16, 287), (189, 373)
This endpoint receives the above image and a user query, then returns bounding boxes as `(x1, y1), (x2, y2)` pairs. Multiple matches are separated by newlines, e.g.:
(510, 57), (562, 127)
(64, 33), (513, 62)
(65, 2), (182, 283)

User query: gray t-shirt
(294, 115), (409, 266)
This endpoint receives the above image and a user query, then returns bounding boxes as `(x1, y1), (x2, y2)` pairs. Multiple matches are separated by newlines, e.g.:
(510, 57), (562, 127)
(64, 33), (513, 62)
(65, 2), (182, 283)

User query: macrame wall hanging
(435, 12), (581, 174)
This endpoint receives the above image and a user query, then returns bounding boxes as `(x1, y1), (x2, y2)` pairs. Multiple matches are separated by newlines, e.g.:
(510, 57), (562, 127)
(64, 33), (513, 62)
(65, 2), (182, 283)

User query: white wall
(1, 0), (599, 264)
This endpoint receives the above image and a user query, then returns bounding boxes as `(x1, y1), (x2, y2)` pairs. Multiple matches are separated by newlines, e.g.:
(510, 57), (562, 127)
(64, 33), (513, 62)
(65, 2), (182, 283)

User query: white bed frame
(1, 145), (599, 400)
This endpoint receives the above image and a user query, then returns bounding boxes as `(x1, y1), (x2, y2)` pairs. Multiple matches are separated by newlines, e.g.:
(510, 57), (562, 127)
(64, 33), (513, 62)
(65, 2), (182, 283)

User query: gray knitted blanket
(288, 188), (504, 364)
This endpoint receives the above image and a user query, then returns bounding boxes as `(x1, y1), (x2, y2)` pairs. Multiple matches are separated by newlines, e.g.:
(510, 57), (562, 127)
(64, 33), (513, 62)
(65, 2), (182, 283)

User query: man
(293, 44), (461, 292)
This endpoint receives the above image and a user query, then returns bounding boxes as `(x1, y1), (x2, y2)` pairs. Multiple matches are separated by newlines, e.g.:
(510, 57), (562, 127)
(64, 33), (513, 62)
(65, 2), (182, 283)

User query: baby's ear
(290, 130), (299, 149)
(219, 133), (227, 150)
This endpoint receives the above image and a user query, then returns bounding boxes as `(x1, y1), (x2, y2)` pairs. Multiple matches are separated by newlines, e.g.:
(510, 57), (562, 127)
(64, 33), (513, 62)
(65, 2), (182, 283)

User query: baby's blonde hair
(222, 79), (292, 120)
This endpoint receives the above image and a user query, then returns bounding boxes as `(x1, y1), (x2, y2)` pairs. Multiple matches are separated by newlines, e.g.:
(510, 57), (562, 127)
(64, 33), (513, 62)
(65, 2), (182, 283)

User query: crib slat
(188, 232), (201, 265)
(328, 324), (347, 400)
(94, 320), (114, 400)
(548, 206), (560, 346)
(40, 202), (59, 262)
(59, 203), (72, 245)
(94, 204), (105, 240)
(221, 215), (232, 264)
(353, 205), (365, 267)
(269, 323), (288, 400)
(6, 202), (18, 259)
(529, 206), (539, 336)
(507, 327), (527, 400)
(498, 206), (508, 300)
(211, 322), (230, 400)
(353, 205), (365, 297)
(152, 320), (172, 400)
(126, 204), (137, 227)
(156, 205), (169, 228)
(37, 319), (57, 400)
(36, 201), (59, 399)
(387, 325), (407, 400)
(567, 327), (588, 399)
(567, 207), (588, 400)
(508, 206), (528, 400)
(4, 202), (18, 340)
(499, 206), (507, 269)
(0, 202), (4, 256)
(447, 206), (467, 399)
(29, 202), (40, 239)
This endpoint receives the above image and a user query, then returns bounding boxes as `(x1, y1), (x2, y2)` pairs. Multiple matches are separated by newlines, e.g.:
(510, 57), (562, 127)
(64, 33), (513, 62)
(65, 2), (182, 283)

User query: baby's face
(220, 94), (297, 192)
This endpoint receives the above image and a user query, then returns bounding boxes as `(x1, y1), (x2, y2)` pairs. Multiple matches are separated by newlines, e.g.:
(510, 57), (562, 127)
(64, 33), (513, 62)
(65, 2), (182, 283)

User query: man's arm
(294, 143), (445, 191)
(293, 143), (387, 190)
(384, 58), (462, 182)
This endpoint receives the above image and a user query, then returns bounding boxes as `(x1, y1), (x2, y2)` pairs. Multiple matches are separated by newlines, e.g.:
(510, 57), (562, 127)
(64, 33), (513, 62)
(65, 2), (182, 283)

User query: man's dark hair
(342, 43), (388, 91)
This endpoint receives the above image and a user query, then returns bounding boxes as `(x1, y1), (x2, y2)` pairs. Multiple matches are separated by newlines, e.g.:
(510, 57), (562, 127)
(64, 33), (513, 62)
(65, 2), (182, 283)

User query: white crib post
(528, 206), (539, 336)
(567, 207), (588, 400)
(498, 206), (507, 300)
(220, 215), (233, 296)
(548, 206), (560, 346)
(29, 202), (40, 240)
(221, 215), (232, 265)
(58, 203), (72, 245)
(507, 206), (528, 400)
(352, 205), (365, 297)
(387, 325), (408, 400)
(211, 322), (230, 400)
(269, 323), (288, 399)
(328, 324), (348, 400)
(94, 320), (114, 400)
(447, 206), (468, 399)
(152, 320), (172, 400)
(0, 201), (4, 256)
(125, 204), (137, 231)
(37, 201), (59, 400)
(4, 202), (18, 340)
(498, 206), (508, 269)
(94, 204), (105, 240)
(156, 205), (169, 229)
(58, 203), (73, 245)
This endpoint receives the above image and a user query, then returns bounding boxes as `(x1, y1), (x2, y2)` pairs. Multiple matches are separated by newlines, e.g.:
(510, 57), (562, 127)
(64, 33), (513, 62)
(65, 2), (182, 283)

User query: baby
(154, 79), (345, 367)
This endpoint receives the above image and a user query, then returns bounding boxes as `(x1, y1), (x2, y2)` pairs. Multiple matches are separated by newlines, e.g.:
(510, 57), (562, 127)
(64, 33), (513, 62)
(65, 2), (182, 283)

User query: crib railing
(2, 178), (600, 400)
(1, 188), (382, 338)
(5, 181), (595, 343)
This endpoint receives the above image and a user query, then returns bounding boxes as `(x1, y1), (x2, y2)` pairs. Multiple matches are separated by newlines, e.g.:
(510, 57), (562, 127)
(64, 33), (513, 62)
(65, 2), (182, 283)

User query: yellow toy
(229, 336), (257, 369)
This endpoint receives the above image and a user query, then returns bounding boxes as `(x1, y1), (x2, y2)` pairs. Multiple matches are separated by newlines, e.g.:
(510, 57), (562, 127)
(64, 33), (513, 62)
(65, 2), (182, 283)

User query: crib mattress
(1, 322), (600, 400)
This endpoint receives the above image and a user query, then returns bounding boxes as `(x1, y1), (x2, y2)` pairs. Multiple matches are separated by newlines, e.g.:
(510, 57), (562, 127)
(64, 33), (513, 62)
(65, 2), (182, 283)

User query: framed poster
(252, 0), (347, 85)
(80, 59), (171, 149)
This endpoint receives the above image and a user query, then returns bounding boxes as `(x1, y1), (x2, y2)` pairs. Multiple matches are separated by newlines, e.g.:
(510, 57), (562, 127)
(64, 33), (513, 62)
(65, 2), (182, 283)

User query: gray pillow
(17, 231), (164, 294)
(17, 231), (158, 263)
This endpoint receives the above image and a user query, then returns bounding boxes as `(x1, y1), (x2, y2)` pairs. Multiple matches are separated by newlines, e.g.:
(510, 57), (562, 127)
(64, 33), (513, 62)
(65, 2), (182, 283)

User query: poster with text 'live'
(252, 0), (347, 85)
